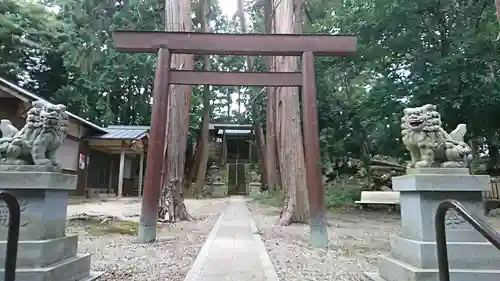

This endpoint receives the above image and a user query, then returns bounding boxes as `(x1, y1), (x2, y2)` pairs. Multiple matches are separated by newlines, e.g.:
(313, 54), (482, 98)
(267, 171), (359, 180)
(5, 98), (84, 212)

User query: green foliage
(325, 187), (361, 209)
(303, 0), (500, 169)
(250, 185), (360, 210)
(1, 0), (248, 137)
(5, 0), (500, 177)
(52, 0), (163, 125)
(250, 189), (285, 207)
(0, 0), (62, 83)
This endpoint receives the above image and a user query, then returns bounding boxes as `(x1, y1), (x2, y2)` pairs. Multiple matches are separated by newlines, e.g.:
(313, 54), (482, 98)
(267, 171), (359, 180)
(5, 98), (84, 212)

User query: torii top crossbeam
(113, 31), (357, 87)
(113, 31), (357, 56)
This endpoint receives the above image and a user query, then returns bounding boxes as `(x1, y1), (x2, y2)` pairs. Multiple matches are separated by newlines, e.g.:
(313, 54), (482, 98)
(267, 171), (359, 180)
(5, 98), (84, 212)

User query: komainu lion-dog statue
(0, 101), (68, 166)
(401, 104), (471, 168)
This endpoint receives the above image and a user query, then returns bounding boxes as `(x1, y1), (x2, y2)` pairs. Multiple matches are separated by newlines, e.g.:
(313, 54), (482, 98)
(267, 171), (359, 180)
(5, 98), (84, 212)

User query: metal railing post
(435, 199), (500, 281)
(0, 192), (20, 281)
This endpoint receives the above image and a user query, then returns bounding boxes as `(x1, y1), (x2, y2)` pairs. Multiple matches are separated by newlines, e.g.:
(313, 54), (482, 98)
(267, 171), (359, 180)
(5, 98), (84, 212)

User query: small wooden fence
(484, 182), (500, 200)
(484, 181), (500, 214)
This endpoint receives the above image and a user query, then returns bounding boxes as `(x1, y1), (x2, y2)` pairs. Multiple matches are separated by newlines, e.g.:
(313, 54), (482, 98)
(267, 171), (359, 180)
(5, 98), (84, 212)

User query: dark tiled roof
(209, 123), (253, 130)
(89, 125), (150, 140)
(0, 77), (106, 133)
(218, 129), (252, 135)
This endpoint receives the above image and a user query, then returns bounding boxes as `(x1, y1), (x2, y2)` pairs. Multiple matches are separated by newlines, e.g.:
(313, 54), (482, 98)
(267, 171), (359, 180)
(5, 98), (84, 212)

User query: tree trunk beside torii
(158, 0), (191, 222)
(191, 0), (212, 199)
(237, 0), (269, 191)
(496, 0), (500, 40)
(264, 0), (281, 193)
(273, 0), (310, 225)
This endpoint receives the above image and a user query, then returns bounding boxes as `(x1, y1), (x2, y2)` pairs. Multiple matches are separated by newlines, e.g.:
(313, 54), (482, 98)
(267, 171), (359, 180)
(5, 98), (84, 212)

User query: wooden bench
(355, 191), (400, 211)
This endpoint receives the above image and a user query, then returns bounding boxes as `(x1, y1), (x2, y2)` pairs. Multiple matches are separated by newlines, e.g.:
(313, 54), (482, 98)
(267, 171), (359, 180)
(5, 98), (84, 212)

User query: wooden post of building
(248, 131), (252, 162)
(83, 141), (90, 198)
(108, 158), (114, 194)
(222, 130), (227, 165)
(138, 154), (145, 197)
(118, 142), (126, 198)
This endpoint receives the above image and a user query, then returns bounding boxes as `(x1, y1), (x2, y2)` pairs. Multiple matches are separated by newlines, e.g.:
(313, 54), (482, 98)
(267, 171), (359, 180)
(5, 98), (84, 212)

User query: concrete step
(0, 235), (78, 268)
(374, 255), (500, 281)
(0, 254), (92, 281)
(78, 272), (104, 281)
(389, 235), (500, 270)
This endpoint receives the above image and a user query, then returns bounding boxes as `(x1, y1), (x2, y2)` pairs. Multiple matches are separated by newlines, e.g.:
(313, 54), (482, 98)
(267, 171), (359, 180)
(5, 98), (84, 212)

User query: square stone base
(212, 182), (228, 197)
(0, 168), (100, 281)
(249, 183), (261, 197)
(0, 169), (76, 240)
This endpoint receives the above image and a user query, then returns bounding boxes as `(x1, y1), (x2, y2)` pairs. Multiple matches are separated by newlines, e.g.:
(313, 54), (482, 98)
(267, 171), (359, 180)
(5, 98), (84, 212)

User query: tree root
(278, 194), (294, 226)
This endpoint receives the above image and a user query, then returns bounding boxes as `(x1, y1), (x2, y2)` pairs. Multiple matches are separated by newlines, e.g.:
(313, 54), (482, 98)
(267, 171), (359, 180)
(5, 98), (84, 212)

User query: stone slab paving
(184, 196), (279, 281)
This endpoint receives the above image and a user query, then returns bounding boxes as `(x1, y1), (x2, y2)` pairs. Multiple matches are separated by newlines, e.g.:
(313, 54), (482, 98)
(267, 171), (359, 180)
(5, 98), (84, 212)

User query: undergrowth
(87, 220), (139, 236)
(250, 183), (361, 210)
(250, 189), (285, 207)
(70, 216), (139, 236)
(325, 187), (361, 209)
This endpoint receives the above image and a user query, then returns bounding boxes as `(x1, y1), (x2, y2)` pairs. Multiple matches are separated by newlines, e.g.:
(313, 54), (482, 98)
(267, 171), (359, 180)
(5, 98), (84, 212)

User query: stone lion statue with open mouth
(401, 104), (471, 168)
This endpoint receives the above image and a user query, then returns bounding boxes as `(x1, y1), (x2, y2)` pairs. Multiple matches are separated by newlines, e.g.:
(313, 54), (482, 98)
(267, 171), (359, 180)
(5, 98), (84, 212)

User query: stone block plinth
(211, 182), (228, 198)
(365, 168), (500, 281)
(0, 166), (101, 281)
(249, 183), (261, 197)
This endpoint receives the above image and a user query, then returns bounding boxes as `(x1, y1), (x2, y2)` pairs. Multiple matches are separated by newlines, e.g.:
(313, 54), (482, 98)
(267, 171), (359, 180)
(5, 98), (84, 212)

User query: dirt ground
(247, 202), (500, 281)
(67, 198), (228, 281)
(66, 197), (500, 281)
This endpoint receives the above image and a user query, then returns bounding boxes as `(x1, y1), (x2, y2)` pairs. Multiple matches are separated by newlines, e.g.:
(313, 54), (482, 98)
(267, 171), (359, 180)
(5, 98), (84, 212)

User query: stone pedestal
(249, 183), (261, 197)
(211, 181), (228, 198)
(0, 166), (101, 281)
(365, 168), (500, 281)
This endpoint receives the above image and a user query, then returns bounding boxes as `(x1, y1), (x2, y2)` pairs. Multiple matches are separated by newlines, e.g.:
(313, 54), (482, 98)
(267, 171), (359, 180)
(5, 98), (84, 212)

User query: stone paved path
(183, 196), (279, 281)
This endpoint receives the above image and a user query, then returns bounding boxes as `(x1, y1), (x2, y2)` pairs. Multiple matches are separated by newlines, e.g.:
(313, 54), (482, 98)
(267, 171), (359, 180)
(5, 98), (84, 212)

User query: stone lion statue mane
(0, 101), (68, 166)
(401, 104), (471, 168)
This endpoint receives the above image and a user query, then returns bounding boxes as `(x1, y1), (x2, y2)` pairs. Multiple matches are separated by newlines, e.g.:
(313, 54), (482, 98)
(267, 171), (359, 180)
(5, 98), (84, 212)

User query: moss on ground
(69, 215), (139, 236)
(86, 220), (139, 236)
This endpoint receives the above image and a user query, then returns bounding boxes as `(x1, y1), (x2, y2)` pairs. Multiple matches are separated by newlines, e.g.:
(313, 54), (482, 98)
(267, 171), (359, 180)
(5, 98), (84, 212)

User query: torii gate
(112, 31), (357, 247)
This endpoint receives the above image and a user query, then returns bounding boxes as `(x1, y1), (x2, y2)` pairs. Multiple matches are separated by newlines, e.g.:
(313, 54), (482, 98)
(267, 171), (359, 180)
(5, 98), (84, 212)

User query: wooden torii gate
(112, 31), (357, 247)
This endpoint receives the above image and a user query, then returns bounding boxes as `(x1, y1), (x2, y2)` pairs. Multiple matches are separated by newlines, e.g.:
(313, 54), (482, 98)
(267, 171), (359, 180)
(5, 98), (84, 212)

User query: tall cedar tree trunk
(192, 0), (211, 198)
(496, 0), (500, 39)
(238, 0), (268, 190)
(274, 0), (309, 225)
(158, 0), (191, 222)
(265, 0), (281, 192)
(185, 131), (203, 192)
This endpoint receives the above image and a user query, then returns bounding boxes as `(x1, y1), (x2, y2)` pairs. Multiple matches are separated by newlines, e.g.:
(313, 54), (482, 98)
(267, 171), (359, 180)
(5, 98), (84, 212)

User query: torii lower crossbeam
(112, 31), (357, 248)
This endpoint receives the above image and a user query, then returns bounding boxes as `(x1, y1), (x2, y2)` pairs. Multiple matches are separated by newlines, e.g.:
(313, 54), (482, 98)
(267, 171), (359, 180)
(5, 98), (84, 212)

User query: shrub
(325, 187), (361, 209)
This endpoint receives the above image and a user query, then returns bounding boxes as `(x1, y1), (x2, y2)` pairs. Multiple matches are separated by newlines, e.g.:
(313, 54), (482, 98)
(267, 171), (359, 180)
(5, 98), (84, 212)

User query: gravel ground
(248, 202), (500, 281)
(67, 198), (228, 281)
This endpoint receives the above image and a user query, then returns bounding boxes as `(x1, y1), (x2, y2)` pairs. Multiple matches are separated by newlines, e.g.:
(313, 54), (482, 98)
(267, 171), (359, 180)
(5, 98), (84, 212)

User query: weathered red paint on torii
(113, 31), (356, 56)
(112, 31), (357, 247)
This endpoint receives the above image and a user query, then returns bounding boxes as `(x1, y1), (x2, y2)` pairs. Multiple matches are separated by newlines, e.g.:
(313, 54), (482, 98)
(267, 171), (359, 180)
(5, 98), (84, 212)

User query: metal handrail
(0, 192), (20, 281)
(435, 199), (500, 281)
